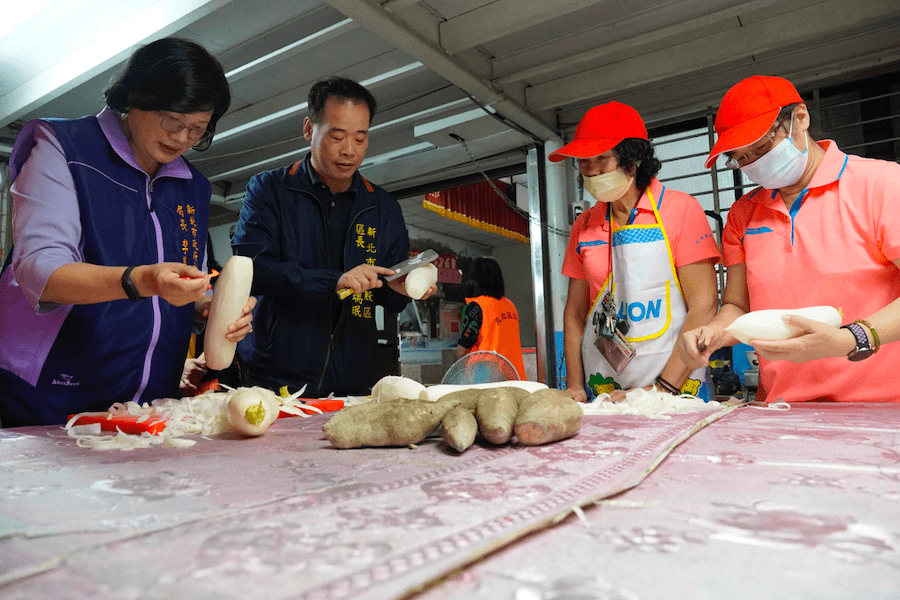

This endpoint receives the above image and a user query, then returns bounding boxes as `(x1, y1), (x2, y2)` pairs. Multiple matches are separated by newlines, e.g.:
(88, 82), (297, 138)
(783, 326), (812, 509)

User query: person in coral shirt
(679, 75), (900, 403)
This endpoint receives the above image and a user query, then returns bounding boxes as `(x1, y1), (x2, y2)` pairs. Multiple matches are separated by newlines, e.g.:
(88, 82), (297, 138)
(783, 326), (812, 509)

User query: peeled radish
(725, 305), (842, 344)
(405, 263), (438, 300)
(419, 380), (548, 402)
(226, 387), (280, 436)
(371, 375), (426, 402)
(205, 255), (253, 370)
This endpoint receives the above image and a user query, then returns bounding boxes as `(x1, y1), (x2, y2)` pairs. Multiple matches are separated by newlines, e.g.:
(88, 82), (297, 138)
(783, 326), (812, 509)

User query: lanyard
(600, 203), (622, 337)
(601, 189), (661, 335)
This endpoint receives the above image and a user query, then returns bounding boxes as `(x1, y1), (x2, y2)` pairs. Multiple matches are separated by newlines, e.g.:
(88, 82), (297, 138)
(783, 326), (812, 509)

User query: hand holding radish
(750, 315), (852, 363)
(679, 306), (843, 366)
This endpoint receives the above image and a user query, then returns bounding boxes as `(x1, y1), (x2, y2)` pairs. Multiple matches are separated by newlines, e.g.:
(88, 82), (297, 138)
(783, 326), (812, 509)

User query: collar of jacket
(285, 154), (375, 196)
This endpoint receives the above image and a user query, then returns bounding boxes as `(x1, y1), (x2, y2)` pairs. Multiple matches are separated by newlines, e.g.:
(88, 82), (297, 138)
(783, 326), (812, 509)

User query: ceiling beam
(0, 0), (231, 128)
(320, 0), (560, 143)
(493, 0), (784, 86)
(225, 18), (358, 83)
(206, 97), (472, 182)
(439, 0), (604, 55)
(525, 0), (900, 111)
(214, 59), (426, 144)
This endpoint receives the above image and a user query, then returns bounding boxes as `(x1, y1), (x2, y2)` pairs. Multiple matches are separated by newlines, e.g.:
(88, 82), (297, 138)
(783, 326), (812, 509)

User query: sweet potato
(475, 388), (519, 445)
(323, 400), (454, 448)
(441, 406), (478, 452)
(431, 388), (482, 413)
(514, 389), (583, 446)
(436, 386), (530, 413)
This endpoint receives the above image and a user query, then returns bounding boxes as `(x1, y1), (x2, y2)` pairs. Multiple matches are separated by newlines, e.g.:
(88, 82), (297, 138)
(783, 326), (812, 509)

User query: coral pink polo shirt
(563, 178), (721, 303)
(722, 140), (900, 403)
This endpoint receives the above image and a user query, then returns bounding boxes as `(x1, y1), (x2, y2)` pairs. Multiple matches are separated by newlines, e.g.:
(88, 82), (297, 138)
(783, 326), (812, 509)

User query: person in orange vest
(457, 257), (527, 380)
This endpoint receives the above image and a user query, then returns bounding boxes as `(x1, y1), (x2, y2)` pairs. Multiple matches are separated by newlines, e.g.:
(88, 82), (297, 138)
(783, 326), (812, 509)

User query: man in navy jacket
(232, 77), (431, 397)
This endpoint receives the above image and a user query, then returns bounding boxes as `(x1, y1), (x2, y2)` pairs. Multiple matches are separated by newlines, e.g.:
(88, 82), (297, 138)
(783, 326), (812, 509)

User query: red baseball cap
(705, 75), (804, 168)
(549, 101), (648, 162)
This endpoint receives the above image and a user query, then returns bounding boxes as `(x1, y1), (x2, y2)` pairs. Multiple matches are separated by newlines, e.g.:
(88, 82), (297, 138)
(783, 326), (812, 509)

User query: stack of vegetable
(322, 382), (582, 451)
(65, 385), (330, 451)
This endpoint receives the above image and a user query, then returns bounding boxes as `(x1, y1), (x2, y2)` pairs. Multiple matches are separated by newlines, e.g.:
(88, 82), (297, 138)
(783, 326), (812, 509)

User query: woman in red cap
(679, 75), (900, 403)
(554, 102), (721, 402)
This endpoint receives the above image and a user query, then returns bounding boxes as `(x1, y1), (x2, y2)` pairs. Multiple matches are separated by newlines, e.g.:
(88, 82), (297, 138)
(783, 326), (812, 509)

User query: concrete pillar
(527, 141), (574, 387)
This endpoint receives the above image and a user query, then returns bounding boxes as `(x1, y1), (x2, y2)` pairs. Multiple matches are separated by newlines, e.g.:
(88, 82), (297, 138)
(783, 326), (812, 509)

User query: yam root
(436, 386), (530, 413)
(323, 400), (454, 448)
(475, 388), (519, 445)
(514, 389), (583, 446)
(431, 388), (482, 413)
(441, 406), (478, 452)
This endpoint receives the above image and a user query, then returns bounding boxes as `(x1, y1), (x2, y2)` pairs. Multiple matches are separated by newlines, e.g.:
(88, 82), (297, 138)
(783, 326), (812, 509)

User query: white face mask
(739, 115), (809, 189)
(583, 168), (634, 203)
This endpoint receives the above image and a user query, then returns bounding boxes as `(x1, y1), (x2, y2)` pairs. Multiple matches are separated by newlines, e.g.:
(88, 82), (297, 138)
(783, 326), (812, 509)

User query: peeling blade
(384, 249), (439, 281)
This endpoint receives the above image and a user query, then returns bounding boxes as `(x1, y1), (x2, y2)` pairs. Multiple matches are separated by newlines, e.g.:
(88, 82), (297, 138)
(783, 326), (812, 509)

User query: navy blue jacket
(0, 115), (208, 426)
(232, 156), (410, 397)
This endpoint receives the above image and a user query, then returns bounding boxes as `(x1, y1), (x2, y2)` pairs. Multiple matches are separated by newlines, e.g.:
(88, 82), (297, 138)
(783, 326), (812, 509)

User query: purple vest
(0, 115), (209, 425)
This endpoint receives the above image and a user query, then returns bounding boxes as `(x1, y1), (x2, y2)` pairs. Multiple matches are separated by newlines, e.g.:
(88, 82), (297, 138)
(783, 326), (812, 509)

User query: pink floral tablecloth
(419, 402), (900, 600)
(1, 402), (897, 600)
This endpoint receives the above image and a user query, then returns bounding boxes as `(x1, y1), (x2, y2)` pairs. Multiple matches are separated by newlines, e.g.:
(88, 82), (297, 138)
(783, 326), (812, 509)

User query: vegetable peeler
(336, 249), (438, 299)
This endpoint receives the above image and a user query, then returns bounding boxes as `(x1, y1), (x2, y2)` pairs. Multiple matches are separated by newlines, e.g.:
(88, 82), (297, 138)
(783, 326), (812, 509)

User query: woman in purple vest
(0, 38), (254, 426)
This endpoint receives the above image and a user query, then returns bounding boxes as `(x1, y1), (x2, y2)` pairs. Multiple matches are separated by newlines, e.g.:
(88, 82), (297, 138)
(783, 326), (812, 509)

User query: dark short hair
(308, 77), (377, 125)
(104, 37), (231, 151)
(463, 257), (505, 300)
(612, 138), (662, 193)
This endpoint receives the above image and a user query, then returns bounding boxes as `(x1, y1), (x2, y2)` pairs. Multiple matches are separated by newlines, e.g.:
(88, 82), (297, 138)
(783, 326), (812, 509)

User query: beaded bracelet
(854, 319), (880, 353)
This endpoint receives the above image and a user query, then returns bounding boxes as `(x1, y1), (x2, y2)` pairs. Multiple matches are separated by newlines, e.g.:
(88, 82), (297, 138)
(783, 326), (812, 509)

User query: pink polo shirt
(722, 140), (900, 403)
(563, 178), (721, 302)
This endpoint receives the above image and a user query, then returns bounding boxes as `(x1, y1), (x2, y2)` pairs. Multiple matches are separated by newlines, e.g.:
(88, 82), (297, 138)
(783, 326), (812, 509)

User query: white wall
(207, 222), (236, 268)
(493, 242), (536, 348)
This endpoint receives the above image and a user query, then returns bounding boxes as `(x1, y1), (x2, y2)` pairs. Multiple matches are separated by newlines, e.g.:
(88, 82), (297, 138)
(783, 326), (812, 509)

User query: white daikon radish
(205, 255), (254, 370)
(371, 375), (427, 402)
(419, 380), (548, 402)
(725, 305), (841, 344)
(405, 263), (438, 300)
(226, 386), (280, 436)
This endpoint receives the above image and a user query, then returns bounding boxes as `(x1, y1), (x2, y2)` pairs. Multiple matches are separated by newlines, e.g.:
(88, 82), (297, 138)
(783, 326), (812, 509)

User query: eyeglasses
(158, 112), (210, 143)
(723, 119), (786, 169)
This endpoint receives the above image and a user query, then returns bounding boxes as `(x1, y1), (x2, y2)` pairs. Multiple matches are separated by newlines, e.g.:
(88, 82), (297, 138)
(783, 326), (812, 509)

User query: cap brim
(704, 108), (779, 168)
(549, 138), (620, 163)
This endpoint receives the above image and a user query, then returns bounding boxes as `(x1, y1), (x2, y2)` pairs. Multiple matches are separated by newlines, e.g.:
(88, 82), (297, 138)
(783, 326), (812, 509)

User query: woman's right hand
(134, 263), (212, 307)
(565, 386), (588, 403)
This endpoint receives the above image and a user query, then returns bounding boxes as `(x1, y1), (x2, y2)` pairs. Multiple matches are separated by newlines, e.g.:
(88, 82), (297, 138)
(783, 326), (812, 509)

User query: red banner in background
(422, 180), (529, 244)
(407, 251), (461, 284)
(435, 253), (460, 284)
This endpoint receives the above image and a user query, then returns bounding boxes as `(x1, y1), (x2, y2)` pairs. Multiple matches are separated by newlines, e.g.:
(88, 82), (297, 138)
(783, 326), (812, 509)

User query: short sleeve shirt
(721, 140), (900, 402)
(562, 178), (721, 302)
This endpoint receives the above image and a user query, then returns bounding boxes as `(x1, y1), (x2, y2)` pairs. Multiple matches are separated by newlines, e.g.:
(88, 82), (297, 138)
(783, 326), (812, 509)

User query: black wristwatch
(842, 322), (874, 362)
(121, 265), (146, 302)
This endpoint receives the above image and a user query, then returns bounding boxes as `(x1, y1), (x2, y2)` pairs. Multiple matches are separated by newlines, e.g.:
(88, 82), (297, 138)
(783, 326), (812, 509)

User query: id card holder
(596, 328), (636, 375)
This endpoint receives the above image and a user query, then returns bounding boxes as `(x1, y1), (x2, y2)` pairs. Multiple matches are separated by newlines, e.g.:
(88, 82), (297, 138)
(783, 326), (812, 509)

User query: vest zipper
(131, 175), (164, 403)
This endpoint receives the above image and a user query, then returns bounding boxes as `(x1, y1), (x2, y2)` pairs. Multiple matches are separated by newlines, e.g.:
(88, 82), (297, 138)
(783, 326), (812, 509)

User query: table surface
(1, 402), (898, 600)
